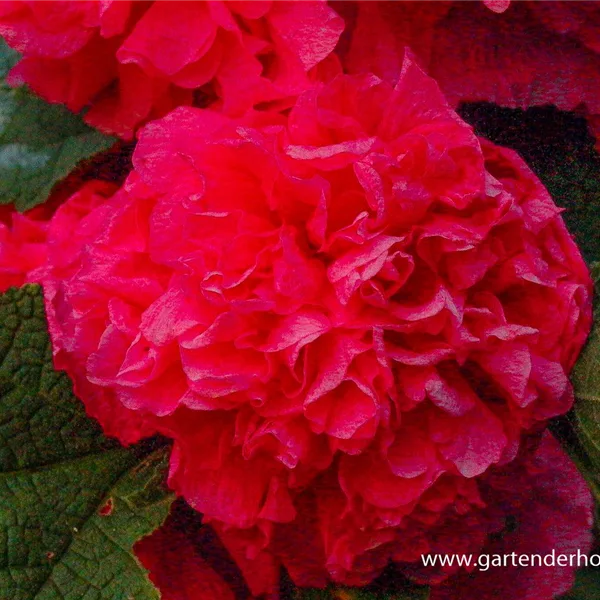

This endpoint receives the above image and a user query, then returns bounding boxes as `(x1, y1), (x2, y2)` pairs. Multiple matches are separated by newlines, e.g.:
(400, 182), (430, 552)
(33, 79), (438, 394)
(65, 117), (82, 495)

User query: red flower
(214, 431), (592, 595)
(0, 0), (343, 139)
(339, 0), (600, 148)
(24, 56), (592, 583)
(0, 178), (119, 291)
(429, 432), (594, 600)
(0, 179), (155, 444)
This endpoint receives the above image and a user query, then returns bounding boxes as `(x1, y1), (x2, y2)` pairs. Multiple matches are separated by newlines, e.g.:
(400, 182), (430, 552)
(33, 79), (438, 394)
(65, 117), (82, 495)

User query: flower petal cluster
(212, 432), (592, 594)
(0, 178), (114, 290)
(0, 180), (155, 444)
(429, 432), (593, 600)
(0, 2), (597, 598)
(42, 57), (591, 518)
(0, 0), (343, 138)
(340, 0), (600, 148)
(7, 55), (592, 588)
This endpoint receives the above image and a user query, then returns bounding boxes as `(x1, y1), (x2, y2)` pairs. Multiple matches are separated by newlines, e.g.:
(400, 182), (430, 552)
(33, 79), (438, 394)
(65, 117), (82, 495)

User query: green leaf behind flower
(570, 264), (600, 503)
(460, 103), (600, 264)
(558, 567), (600, 600)
(0, 39), (115, 212)
(0, 284), (173, 600)
(0, 39), (18, 79)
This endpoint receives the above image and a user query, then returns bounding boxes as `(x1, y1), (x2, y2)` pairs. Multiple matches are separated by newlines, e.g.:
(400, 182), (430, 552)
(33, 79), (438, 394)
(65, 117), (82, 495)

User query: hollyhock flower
(0, 179), (121, 292)
(428, 432), (593, 600)
(214, 432), (592, 595)
(0, 180), (155, 444)
(339, 1), (600, 148)
(0, 138), (133, 292)
(35, 54), (593, 552)
(0, 0), (343, 139)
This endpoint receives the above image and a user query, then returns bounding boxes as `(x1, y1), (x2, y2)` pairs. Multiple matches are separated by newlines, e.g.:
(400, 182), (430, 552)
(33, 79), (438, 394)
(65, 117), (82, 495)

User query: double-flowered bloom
(341, 0), (600, 149)
(4, 1), (600, 147)
(0, 0), (343, 138)
(0, 53), (593, 592)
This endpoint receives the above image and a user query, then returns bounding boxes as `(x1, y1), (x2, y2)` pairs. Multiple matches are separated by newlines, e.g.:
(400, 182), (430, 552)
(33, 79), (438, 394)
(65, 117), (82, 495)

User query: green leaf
(0, 39), (18, 79)
(558, 568), (600, 600)
(571, 264), (600, 503)
(0, 39), (115, 212)
(0, 284), (174, 600)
